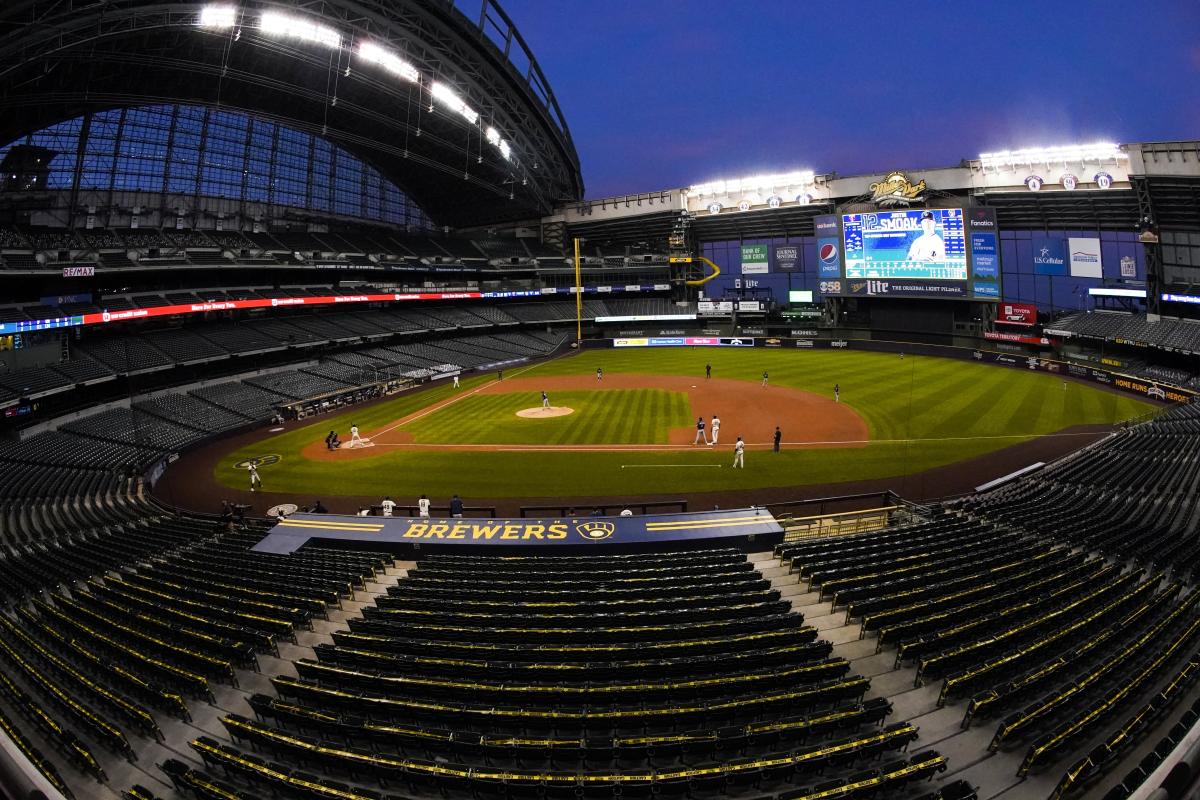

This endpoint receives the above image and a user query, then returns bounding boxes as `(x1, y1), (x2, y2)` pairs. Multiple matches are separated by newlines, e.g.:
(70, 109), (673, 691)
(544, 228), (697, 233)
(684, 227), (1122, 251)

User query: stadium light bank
(978, 142), (1127, 170)
(195, 4), (516, 166)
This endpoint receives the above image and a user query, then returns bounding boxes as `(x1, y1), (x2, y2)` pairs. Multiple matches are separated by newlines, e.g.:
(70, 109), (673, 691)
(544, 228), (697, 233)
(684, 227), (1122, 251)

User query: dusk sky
(500, 0), (1200, 199)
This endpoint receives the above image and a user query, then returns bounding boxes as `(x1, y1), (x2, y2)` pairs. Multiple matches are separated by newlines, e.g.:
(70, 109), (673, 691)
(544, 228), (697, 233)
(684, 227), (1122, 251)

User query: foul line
(355, 430), (1107, 453)
(371, 360), (547, 439)
(621, 464), (723, 468)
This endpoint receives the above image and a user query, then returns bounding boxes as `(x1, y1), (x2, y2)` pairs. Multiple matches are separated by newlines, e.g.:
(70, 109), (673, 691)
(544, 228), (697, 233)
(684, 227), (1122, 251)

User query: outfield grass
(406, 389), (691, 444)
(216, 348), (1155, 500)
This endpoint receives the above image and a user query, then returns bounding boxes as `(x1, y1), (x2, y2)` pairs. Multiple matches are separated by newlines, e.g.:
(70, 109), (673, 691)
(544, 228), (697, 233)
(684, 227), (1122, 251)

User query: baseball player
(761, 370), (769, 388)
(693, 416), (708, 445)
(732, 437), (745, 468)
(774, 426), (782, 453)
(418, 494), (431, 518)
(350, 423), (363, 447)
(247, 463), (262, 492)
(541, 390), (550, 409)
(834, 383), (840, 403)
(705, 364), (711, 379)
(596, 367), (603, 381)
(710, 414), (721, 446)
(907, 210), (945, 262)
(381, 496), (396, 517)
(453, 374), (460, 389)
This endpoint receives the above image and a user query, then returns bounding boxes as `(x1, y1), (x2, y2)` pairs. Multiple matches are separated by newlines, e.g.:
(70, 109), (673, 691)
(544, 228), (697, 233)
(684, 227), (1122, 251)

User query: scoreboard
(815, 207), (1000, 301)
(843, 209), (968, 281)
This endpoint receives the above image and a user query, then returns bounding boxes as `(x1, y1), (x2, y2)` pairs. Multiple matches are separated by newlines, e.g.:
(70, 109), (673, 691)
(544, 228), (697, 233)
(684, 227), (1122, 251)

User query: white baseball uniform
(350, 425), (362, 446)
(418, 497), (431, 518)
(248, 464), (261, 491)
(381, 499), (396, 517)
(732, 439), (744, 468)
(907, 232), (945, 261)
(710, 416), (720, 445)
(453, 375), (460, 388)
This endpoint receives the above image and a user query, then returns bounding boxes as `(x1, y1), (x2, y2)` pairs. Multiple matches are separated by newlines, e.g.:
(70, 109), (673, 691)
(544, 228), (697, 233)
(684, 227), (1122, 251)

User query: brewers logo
(575, 521), (615, 541)
(234, 454), (281, 470)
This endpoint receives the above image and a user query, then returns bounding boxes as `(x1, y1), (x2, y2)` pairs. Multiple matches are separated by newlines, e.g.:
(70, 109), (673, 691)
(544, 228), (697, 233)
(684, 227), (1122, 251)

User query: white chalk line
(371, 360), (546, 439)
(621, 464), (723, 468)
(353, 430), (1105, 453)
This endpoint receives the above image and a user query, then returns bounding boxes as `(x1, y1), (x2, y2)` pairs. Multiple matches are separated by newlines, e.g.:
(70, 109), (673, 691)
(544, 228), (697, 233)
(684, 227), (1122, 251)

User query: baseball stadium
(0, 3), (1198, 800)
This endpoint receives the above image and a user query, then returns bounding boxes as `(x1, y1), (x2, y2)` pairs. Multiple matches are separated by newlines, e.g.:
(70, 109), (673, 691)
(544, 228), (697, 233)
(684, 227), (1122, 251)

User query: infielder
(762, 370), (769, 388)
(596, 367), (603, 381)
(732, 437), (745, 468)
(907, 210), (945, 261)
(247, 463), (262, 492)
(452, 374), (460, 389)
(705, 364), (711, 379)
(541, 390), (550, 409)
(350, 424), (363, 447)
(834, 383), (840, 403)
(693, 416), (708, 445)
(710, 414), (721, 445)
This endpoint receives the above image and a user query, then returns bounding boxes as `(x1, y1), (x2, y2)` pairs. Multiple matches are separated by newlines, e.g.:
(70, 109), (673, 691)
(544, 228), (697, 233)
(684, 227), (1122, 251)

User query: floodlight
(260, 10), (341, 48)
(357, 42), (419, 82)
(979, 143), (1126, 169)
(198, 4), (236, 28)
(431, 81), (479, 125)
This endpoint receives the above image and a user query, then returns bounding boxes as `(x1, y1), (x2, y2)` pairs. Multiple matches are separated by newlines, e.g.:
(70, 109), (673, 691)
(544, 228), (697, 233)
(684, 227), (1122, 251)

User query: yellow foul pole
(573, 237), (582, 343)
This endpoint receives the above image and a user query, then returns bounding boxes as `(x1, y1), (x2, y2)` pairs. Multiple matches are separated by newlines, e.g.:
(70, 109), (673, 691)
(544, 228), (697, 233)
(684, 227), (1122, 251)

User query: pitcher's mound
(517, 406), (574, 419)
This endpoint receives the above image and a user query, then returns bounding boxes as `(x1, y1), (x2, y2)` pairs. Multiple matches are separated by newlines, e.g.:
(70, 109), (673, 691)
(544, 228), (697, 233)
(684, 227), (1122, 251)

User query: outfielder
(693, 416), (708, 445)
(350, 424), (363, 447)
(732, 437), (745, 468)
(710, 414), (721, 446)
(247, 463), (262, 492)
(834, 384), (840, 403)
(452, 374), (460, 389)
(542, 390), (550, 409)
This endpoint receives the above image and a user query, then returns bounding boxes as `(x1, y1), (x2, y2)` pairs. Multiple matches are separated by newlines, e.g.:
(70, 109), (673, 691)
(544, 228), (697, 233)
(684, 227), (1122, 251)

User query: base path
(300, 375), (869, 461)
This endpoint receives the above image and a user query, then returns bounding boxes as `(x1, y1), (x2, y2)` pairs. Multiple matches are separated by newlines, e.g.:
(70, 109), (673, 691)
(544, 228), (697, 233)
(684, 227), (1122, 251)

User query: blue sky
(500, 0), (1200, 198)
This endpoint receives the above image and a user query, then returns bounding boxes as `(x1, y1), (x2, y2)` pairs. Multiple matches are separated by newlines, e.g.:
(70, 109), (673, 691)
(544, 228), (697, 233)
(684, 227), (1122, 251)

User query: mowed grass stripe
(216, 349), (1157, 499)
(404, 389), (689, 445)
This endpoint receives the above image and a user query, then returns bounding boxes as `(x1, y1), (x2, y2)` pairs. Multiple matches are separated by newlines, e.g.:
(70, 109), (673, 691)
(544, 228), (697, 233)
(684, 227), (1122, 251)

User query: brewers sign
(252, 509), (783, 554)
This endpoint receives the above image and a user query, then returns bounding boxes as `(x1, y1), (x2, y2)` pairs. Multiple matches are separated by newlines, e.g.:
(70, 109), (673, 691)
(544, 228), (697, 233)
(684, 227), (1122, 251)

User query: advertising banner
(1032, 238), (1067, 275)
(773, 244), (800, 272)
(254, 508), (784, 554)
(843, 279), (969, 298)
(62, 266), (95, 277)
(998, 302), (1037, 326)
(1068, 238), (1103, 278)
(0, 291), (483, 336)
(1120, 256), (1137, 278)
(970, 232), (999, 279)
(984, 331), (1050, 345)
(612, 337), (754, 348)
(814, 214), (841, 278)
(698, 300), (734, 315)
(741, 244), (769, 275)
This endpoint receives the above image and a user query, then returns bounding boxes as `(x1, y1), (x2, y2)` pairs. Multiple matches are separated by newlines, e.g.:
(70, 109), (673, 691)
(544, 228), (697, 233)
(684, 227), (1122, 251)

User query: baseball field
(206, 348), (1154, 505)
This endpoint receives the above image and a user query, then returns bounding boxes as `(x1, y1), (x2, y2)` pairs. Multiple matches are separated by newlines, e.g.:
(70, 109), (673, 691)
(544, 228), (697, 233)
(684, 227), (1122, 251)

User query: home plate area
(516, 406), (575, 419)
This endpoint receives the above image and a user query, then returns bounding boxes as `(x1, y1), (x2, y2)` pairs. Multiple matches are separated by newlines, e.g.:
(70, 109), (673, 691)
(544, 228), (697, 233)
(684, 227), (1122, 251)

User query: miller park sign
(869, 171), (928, 207)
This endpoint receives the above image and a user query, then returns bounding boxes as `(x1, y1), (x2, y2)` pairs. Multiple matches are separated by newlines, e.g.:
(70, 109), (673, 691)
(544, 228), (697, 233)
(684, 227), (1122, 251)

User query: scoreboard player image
(842, 208), (968, 281)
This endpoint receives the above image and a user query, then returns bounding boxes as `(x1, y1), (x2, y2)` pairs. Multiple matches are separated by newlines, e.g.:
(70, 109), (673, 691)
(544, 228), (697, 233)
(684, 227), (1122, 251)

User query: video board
(843, 209), (967, 281)
(815, 208), (1000, 301)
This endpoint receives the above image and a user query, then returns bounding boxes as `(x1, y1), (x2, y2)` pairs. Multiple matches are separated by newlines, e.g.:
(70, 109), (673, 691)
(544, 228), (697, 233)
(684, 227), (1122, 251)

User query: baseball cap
(920, 210), (934, 220)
